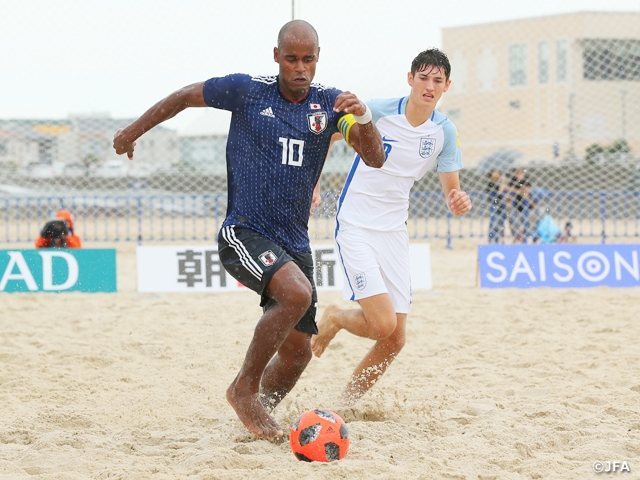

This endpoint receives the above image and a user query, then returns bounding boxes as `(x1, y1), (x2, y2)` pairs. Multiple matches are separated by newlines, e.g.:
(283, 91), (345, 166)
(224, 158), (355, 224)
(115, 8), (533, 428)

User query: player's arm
(333, 92), (384, 168)
(439, 171), (472, 216)
(113, 82), (208, 160)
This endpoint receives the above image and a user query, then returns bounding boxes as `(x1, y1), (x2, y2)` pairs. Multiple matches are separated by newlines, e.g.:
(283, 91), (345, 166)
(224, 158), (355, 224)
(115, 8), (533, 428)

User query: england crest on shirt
(354, 272), (367, 291)
(419, 137), (437, 158)
(307, 112), (327, 134)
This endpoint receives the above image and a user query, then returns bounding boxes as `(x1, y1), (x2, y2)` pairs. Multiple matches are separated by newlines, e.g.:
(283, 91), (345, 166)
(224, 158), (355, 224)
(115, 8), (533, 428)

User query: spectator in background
(35, 210), (82, 248)
(558, 221), (574, 243)
(486, 168), (506, 243)
(536, 210), (561, 244)
(507, 168), (531, 243)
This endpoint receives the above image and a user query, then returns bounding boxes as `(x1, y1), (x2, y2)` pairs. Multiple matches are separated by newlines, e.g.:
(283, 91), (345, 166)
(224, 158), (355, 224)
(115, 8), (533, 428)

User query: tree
(585, 139), (631, 164)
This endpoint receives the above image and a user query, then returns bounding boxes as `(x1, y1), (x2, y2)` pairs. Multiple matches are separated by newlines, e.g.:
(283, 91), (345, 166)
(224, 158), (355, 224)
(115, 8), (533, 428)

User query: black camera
(40, 220), (70, 248)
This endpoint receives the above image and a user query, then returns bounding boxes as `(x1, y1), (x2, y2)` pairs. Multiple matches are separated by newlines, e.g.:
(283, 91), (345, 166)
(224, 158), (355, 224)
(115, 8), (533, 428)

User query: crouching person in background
(35, 210), (82, 248)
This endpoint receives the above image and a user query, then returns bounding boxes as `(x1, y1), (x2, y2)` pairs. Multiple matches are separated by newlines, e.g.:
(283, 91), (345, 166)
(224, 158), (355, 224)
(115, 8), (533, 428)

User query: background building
(441, 11), (640, 166)
(0, 116), (178, 178)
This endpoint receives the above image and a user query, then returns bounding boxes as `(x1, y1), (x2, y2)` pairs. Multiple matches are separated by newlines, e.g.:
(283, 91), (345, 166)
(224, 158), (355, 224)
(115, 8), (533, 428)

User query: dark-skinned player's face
(274, 32), (320, 101)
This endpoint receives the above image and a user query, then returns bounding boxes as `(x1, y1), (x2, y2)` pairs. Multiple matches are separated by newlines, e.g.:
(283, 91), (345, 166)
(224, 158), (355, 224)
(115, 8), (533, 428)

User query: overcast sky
(2, 0), (639, 134)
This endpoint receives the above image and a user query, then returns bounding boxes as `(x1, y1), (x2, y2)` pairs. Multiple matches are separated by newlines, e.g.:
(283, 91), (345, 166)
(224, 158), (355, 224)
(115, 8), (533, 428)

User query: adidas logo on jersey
(260, 107), (275, 118)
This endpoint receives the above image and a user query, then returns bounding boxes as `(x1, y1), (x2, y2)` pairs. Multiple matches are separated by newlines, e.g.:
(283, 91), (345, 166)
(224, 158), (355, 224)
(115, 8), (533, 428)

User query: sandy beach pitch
(1, 240), (639, 479)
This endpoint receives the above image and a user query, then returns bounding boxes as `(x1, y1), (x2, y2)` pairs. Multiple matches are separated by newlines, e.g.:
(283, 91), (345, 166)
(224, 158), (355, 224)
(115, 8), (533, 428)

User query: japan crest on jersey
(259, 250), (278, 266)
(307, 112), (328, 134)
(419, 137), (437, 159)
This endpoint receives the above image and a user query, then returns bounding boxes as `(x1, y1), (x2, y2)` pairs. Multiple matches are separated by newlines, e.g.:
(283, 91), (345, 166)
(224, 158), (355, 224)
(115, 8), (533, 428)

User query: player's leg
(311, 293), (396, 357)
(312, 228), (408, 357)
(341, 313), (407, 405)
(218, 226), (312, 437)
(259, 250), (318, 410)
(225, 262), (311, 437)
(259, 328), (312, 411)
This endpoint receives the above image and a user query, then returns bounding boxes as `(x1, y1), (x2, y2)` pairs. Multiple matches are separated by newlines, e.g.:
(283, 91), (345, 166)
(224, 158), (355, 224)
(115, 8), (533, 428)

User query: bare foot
(226, 381), (283, 438)
(311, 304), (341, 357)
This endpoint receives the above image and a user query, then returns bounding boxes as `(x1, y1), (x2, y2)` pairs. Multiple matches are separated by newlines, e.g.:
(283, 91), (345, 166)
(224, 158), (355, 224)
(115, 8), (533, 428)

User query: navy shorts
(217, 225), (318, 335)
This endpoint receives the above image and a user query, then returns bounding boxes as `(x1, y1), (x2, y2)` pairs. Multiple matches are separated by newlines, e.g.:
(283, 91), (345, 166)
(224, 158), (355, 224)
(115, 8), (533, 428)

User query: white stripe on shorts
(221, 226), (263, 280)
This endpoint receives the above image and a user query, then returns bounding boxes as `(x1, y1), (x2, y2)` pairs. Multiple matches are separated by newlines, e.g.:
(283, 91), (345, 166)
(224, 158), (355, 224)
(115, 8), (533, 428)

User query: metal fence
(2, 191), (639, 247)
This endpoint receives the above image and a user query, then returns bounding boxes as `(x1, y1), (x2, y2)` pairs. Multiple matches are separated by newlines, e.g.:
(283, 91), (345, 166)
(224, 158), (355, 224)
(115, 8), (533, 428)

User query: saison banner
(478, 244), (640, 288)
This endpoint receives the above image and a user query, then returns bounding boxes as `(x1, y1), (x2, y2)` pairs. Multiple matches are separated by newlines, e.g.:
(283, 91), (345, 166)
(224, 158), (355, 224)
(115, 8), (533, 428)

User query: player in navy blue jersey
(113, 20), (384, 438)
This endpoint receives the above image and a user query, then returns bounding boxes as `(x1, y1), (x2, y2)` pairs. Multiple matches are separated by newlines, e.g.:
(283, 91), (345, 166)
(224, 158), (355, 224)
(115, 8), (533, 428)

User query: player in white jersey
(311, 48), (472, 404)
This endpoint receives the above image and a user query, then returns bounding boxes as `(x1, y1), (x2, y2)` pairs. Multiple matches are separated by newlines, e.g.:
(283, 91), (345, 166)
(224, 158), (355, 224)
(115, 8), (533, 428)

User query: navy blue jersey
(203, 74), (345, 254)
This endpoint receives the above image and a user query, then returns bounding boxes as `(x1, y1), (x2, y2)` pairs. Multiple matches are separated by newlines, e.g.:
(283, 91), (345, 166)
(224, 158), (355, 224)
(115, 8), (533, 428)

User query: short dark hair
(277, 20), (319, 49)
(411, 48), (451, 79)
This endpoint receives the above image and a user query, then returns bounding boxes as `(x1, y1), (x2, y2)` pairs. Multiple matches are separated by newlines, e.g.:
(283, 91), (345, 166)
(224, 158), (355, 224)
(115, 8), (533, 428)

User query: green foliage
(171, 159), (196, 172)
(0, 160), (19, 173)
(585, 139), (631, 164)
(83, 153), (101, 169)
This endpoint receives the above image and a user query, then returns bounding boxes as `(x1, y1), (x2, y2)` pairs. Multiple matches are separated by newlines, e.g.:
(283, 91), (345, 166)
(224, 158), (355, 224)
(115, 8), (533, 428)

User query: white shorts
(335, 225), (411, 314)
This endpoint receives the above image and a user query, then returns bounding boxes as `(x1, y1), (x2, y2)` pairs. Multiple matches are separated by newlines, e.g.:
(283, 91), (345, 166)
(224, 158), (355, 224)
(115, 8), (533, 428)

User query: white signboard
(137, 244), (431, 293)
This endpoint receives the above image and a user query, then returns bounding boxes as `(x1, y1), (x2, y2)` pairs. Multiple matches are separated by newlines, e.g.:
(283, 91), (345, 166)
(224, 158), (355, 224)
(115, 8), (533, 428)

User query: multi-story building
(0, 115), (179, 176)
(441, 11), (640, 167)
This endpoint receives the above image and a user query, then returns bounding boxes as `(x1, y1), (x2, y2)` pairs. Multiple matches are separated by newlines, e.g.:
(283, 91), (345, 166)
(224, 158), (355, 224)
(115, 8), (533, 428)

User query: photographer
(35, 210), (82, 249)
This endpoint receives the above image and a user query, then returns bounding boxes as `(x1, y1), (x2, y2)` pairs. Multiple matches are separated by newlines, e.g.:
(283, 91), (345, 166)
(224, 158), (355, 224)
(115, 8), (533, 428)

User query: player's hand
(333, 91), (367, 117)
(447, 189), (472, 216)
(113, 128), (137, 160)
(310, 189), (321, 216)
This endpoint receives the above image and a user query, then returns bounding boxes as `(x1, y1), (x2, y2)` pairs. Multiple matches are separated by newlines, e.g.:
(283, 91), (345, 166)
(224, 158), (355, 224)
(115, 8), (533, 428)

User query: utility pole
(621, 89), (627, 140)
(291, 0), (295, 20)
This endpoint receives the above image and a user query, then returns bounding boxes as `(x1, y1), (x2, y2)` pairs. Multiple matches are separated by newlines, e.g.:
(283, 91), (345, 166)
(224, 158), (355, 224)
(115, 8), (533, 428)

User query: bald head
(277, 20), (319, 49)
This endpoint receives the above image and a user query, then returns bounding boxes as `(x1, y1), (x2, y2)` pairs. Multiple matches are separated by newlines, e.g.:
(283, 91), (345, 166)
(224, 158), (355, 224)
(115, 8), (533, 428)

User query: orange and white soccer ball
(289, 408), (350, 462)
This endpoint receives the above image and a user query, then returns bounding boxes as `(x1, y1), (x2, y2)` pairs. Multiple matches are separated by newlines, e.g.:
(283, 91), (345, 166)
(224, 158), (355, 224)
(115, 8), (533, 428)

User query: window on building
(508, 44), (527, 86)
(0, 142), (7, 156)
(557, 39), (568, 82)
(582, 39), (640, 80)
(538, 41), (549, 84)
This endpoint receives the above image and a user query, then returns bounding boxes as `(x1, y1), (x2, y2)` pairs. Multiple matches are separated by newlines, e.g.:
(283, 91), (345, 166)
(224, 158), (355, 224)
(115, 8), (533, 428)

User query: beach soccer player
(113, 20), (385, 437)
(311, 48), (472, 404)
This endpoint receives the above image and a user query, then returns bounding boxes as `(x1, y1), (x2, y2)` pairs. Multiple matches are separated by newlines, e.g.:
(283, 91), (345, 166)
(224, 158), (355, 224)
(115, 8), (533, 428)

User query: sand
(1, 240), (639, 479)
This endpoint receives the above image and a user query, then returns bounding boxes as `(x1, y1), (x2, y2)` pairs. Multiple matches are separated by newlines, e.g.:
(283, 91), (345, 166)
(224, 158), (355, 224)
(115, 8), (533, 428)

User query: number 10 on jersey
(279, 138), (305, 167)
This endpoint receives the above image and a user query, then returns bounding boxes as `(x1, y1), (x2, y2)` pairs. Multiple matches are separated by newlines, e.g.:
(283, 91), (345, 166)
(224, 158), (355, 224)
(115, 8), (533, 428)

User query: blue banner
(0, 249), (117, 293)
(478, 244), (640, 288)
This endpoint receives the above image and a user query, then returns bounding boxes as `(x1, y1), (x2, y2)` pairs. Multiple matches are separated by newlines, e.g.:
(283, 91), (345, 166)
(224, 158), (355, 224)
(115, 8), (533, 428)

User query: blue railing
(2, 191), (639, 246)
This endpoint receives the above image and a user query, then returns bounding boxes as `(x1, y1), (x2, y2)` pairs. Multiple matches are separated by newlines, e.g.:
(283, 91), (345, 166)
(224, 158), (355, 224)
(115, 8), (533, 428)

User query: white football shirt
(336, 96), (463, 232)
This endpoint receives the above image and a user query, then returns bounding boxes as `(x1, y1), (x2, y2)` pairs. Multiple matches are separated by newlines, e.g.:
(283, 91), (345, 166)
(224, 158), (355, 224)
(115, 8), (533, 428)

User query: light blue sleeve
(366, 97), (405, 125)
(433, 111), (463, 172)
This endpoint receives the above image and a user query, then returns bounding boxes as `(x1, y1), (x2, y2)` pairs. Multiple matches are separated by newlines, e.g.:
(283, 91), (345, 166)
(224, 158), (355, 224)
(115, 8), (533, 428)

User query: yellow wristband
(337, 114), (357, 148)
